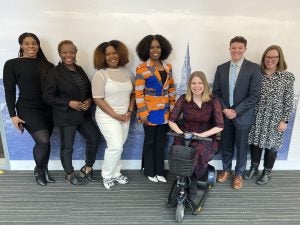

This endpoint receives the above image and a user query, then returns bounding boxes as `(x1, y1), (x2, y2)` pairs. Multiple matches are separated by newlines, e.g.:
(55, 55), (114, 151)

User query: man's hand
(223, 108), (237, 119)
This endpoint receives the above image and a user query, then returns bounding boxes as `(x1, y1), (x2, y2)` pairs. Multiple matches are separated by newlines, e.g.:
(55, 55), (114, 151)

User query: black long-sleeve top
(3, 58), (49, 117)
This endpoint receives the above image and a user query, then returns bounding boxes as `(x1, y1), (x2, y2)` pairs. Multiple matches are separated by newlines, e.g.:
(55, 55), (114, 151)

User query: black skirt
(16, 103), (53, 134)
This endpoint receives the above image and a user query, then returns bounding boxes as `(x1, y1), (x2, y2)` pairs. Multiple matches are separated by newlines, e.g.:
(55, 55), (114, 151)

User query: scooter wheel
(207, 169), (217, 187)
(175, 203), (185, 223)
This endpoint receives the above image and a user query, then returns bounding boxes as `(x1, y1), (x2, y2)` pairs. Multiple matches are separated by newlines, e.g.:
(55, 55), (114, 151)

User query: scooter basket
(168, 145), (196, 177)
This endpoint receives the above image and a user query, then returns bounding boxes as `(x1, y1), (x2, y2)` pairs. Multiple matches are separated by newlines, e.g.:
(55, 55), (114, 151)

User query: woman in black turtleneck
(3, 32), (54, 186)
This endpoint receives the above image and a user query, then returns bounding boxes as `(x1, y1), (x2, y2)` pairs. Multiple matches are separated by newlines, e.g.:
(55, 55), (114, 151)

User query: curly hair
(94, 40), (129, 69)
(136, 34), (173, 61)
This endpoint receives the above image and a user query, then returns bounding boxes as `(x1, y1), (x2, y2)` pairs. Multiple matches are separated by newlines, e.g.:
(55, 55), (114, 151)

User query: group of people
(3, 32), (294, 191)
(3, 33), (135, 189)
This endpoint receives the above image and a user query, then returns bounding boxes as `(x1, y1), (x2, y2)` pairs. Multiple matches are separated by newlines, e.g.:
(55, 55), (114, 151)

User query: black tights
(30, 129), (51, 171)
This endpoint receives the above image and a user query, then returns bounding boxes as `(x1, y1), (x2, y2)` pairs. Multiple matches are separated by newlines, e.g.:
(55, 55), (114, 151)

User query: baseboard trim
(7, 159), (300, 170)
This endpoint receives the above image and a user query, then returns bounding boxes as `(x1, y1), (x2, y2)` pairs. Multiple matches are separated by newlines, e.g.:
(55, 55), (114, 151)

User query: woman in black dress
(3, 32), (54, 186)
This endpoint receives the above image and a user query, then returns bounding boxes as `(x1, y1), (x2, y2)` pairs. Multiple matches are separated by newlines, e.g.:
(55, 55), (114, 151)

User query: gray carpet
(0, 170), (300, 225)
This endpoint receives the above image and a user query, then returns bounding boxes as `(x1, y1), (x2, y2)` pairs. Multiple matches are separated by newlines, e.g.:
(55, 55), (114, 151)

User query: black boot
(264, 148), (277, 169)
(34, 166), (38, 176)
(45, 167), (55, 183)
(256, 169), (271, 185)
(244, 163), (259, 180)
(256, 148), (277, 185)
(35, 168), (47, 186)
(80, 166), (100, 182)
(65, 173), (86, 186)
(244, 145), (262, 180)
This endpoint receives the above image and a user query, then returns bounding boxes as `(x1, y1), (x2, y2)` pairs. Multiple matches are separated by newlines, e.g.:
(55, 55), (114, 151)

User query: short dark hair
(230, 36), (247, 47)
(136, 34), (173, 61)
(58, 40), (78, 53)
(94, 40), (129, 69)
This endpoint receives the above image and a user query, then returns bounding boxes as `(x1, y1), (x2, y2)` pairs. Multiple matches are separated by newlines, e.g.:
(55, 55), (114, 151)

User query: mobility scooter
(167, 131), (216, 223)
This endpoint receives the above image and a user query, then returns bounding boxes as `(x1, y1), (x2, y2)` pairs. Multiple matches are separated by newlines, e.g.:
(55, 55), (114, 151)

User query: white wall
(0, 0), (299, 91)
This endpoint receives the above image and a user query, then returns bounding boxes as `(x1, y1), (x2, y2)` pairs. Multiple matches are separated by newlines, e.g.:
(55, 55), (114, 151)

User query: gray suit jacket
(212, 59), (261, 126)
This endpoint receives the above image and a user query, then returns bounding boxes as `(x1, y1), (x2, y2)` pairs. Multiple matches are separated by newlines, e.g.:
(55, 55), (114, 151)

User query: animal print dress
(248, 71), (295, 149)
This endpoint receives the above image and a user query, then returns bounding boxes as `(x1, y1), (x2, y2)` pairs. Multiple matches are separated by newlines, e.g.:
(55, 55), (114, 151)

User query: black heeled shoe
(45, 168), (55, 183)
(34, 166), (38, 176)
(65, 173), (86, 185)
(36, 170), (47, 186)
(80, 166), (100, 182)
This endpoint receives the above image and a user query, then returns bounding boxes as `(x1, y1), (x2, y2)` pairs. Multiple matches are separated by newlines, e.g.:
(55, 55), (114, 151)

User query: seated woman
(168, 71), (224, 179)
(43, 40), (101, 185)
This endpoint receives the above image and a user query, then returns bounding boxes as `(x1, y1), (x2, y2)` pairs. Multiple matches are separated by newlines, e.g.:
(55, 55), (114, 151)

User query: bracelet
(128, 110), (133, 113)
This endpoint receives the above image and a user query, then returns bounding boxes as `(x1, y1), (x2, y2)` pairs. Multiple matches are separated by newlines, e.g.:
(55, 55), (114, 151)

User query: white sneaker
(103, 178), (115, 190)
(113, 174), (129, 184)
(148, 176), (158, 183)
(156, 175), (167, 183)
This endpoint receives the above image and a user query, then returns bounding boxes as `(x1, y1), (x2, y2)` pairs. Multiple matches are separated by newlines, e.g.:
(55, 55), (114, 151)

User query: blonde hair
(185, 71), (211, 102)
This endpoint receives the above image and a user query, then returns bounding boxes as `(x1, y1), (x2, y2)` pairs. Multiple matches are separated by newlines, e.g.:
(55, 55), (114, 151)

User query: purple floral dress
(169, 95), (224, 178)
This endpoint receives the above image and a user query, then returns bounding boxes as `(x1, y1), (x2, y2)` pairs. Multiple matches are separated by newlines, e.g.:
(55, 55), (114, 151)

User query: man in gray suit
(213, 36), (261, 189)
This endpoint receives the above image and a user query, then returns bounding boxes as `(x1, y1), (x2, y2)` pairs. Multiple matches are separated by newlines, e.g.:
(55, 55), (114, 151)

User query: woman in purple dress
(169, 71), (224, 178)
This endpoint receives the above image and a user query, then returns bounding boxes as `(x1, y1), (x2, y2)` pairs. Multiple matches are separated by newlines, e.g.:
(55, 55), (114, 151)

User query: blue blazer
(213, 59), (261, 127)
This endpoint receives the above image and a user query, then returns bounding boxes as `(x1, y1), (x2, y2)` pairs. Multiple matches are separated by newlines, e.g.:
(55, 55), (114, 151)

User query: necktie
(229, 64), (237, 106)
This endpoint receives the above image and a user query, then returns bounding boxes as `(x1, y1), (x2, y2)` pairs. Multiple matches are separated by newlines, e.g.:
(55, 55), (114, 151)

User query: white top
(92, 67), (134, 114)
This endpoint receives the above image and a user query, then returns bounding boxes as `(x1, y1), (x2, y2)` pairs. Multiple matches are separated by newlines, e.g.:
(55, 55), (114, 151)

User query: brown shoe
(232, 175), (244, 189)
(217, 171), (232, 183)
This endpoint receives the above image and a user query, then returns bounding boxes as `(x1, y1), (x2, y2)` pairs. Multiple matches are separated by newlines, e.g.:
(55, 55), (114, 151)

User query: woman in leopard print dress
(246, 45), (295, 185)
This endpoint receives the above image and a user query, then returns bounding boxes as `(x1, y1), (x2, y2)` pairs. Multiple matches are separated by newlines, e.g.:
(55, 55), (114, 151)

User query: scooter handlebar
(167, 131), (212, 142)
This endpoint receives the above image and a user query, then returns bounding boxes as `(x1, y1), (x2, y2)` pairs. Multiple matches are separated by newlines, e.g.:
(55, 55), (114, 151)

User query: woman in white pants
(92, 40), (135, 190)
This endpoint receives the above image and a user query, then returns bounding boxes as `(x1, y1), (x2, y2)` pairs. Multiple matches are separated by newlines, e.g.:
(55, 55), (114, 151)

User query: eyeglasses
(265, 56), (279, 60)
